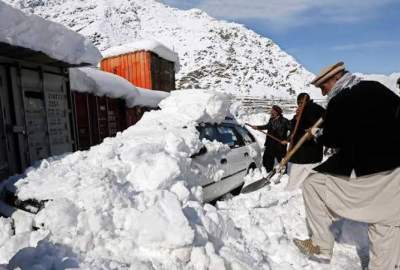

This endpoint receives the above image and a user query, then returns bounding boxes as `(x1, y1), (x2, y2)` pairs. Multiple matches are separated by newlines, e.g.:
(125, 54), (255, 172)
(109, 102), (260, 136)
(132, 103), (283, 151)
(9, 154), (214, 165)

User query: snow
(102, 39), (180, 72)
(0, 2), (382, 269)
(0, 90), (231, 268)
(0, 1), (101, 66)
(70, 67), (170, 108)
(0, 90), (368, 269)
(217, 176), (369, 270)
(136, 86), (171, 108)
(159, 90), (232, 123)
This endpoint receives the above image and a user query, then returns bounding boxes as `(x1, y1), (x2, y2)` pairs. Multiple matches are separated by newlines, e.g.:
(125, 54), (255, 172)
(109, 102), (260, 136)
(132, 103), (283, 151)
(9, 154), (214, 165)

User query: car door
(233, 125), (262, 168)
(216, 124), (249, 176)
(193, 124), (228, 187)
(199, 124), (248, 201)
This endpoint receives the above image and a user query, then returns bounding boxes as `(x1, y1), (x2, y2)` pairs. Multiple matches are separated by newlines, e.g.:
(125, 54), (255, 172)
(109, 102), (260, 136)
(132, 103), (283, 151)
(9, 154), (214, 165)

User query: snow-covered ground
(0, 90), (368, 269)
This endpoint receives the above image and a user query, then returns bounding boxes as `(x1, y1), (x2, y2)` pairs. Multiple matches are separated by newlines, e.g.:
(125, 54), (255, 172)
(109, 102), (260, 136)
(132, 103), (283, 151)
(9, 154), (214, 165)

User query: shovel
(241, 117), (324, 194)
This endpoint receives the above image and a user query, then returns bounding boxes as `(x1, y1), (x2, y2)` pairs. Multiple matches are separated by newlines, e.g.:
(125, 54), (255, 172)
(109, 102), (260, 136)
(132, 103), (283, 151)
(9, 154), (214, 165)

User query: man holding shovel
(293, 62), (400, 269)
(286, 93), (325, 191)
(248, 105), (291, 173)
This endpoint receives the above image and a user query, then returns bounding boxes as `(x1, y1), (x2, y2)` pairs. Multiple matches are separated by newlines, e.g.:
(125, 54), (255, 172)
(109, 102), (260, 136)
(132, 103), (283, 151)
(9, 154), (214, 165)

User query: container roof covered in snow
(70, 67), (169, 108)
(102, 40), (180, 71)
(0, 2), (101, 67)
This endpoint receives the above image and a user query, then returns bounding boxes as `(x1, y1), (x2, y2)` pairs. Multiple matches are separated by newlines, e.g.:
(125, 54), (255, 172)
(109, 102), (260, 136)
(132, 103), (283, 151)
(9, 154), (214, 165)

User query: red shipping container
(101, 51), (175, 91)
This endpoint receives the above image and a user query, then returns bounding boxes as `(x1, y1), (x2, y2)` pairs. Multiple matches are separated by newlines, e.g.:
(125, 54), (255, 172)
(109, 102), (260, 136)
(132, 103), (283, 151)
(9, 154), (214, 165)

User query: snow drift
(0, 90), (368, 269)
(0, 90), (239, 269)
(0, 1), (101, 66)
(70, 67), (170, 108)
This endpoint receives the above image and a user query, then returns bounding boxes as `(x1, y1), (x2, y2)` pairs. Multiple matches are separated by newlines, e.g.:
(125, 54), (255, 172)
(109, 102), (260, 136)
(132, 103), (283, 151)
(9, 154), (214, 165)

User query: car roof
(198, 117), (241, 126)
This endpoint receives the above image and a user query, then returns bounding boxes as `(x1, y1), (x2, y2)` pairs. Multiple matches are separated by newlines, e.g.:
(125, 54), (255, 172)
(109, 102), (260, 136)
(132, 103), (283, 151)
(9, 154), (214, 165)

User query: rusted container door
(116, 99), (127, 133)
(151, 53), (175, 91)
(0, 98), (7, 180)
(15, 68), (74, 164)
(0, 66), (10, 179)
(0, 65), (21, 179)
(126, 107), (144, 127)
(95, 96), (109, 142)
(0, 63), (75, 182)
(106, 98), (126, 136)
(74, 93), (127, 150)
(20, 69), (51, 163)
(106, 98), (117, 137)
(101, 51), (152, 89)
(74, 92), (92, 150)
(43, 72), (73, 156)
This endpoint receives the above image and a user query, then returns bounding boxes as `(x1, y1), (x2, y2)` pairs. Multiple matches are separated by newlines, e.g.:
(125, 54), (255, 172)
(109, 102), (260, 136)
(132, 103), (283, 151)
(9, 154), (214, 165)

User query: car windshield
(234, 125), (255, 144)
(197, 123), (247, 148)
(198, 125), (219, 142)
(216, 126), (241, 147)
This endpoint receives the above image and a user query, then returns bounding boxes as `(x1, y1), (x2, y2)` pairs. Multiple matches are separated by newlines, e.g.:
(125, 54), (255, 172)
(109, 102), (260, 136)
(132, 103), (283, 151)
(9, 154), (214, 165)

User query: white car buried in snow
(0, 119), (262, 216)
(192, 119), (262, 202)
(0, 120), (262, 219)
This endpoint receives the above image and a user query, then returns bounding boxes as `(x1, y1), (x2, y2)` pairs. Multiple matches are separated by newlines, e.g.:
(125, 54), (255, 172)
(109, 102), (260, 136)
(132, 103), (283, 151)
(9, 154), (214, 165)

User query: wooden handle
(245, 123), (285, 144)
(288, 96), (308, 151)
(278, 117), (324, 168)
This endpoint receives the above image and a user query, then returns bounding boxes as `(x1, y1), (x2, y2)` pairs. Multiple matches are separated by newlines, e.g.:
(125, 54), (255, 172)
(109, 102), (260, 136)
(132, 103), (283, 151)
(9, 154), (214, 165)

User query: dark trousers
(263, 146), (287, 172)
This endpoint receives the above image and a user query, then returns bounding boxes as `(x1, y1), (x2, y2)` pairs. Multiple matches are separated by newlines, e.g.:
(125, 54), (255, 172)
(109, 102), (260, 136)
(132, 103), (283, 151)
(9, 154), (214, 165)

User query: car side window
(198, 125), (219, 142)
(235, 125), (255, 144)
(216, 126), (243, 148)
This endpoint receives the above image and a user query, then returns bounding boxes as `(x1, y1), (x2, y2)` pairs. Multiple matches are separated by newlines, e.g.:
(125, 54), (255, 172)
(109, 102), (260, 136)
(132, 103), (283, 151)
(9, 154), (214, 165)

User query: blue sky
(160, 0), (400, 75)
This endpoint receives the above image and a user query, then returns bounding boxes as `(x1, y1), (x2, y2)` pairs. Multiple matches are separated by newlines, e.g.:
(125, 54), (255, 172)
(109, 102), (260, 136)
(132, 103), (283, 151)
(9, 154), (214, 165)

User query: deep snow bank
(0, 90), (248, 269)
(0, 90), (368, 269)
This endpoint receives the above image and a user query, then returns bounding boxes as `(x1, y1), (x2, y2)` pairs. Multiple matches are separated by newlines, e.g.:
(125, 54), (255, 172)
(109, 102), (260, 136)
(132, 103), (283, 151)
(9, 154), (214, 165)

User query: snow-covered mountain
(4, 0), (319, 98)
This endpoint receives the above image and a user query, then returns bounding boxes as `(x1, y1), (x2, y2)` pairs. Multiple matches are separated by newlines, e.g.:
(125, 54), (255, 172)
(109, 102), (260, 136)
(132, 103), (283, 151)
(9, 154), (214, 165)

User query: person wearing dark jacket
(251, 105), (291, 173)
(397, 77), (400, 94)
(293, 61), (400, 269)
(285, 93), (325, 191)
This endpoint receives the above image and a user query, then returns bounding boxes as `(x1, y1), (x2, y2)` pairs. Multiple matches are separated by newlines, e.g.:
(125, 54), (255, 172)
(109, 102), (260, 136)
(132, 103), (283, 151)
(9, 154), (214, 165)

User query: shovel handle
(278, 117), (324, 169)
(245, 123), (286, 144)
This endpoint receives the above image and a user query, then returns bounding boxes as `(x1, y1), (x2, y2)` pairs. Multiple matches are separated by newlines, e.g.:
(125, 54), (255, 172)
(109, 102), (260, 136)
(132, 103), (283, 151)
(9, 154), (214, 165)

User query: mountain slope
(4, 0), (319, 98)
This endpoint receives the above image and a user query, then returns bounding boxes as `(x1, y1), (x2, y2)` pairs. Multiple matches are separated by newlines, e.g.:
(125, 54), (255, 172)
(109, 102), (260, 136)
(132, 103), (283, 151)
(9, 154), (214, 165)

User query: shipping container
(0, 54), (76, 181)
(100, 51), (176, 91)
(125, 106), (152, 127)
(73, 92), (126, 150)
(100, 50), (175, 127)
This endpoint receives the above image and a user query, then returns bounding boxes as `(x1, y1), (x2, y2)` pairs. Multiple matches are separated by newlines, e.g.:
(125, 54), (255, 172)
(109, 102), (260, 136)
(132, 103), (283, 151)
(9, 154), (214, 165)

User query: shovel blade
(240, 178), (270, 194)
(240, 169), (276, 194)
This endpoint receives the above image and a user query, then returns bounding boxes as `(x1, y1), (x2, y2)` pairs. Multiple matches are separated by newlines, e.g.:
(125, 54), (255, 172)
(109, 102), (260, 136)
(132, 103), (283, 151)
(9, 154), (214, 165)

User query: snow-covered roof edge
(0, 2), (101, 66)
(70, 67), (169, 108)
(102, 40), (180, 72)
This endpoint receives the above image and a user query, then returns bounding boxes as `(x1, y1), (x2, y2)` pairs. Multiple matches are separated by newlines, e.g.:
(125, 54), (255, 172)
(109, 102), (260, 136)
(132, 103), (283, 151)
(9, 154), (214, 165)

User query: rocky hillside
(4, 0), (319, 98)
